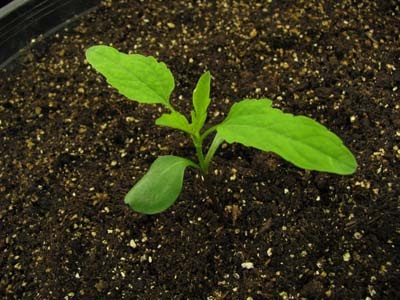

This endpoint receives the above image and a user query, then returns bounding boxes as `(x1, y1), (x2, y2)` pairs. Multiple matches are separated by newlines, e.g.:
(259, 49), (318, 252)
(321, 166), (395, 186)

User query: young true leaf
(124, 155), (196, 214)
(216, 99), (357, 175)
(191, 71), (211, 132)
(85, 45), (174, 107)
(156, 111), (192, 134)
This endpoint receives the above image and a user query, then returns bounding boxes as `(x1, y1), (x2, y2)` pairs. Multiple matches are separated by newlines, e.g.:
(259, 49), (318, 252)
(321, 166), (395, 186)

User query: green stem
(203, 133), (224, 173)
(192, 135), (206, 172)
(200, 125), (218, 141)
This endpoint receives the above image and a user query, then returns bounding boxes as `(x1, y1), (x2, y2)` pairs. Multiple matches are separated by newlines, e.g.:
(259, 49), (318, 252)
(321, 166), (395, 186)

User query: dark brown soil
(1, 1), (399, 299)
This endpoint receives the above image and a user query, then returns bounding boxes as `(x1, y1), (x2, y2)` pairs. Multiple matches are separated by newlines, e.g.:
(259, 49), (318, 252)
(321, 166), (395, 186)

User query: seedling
(85, 45), (357, 214)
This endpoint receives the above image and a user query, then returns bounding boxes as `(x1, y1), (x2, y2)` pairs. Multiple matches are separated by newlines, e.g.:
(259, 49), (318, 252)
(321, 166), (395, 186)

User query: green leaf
(216, 99), (357, 175)
(156, 111), (192, 134)
(85, 45), (174, 106)
(124, 155), (196, 214)
(191, 71), (211, 132)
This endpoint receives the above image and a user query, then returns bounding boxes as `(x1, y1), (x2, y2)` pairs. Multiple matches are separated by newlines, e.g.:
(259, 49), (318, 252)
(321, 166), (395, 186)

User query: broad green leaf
(86, 45), (174, 106)
(191, 71), (211, 132)
(156, 111), (192, 134)
(216, 99), (357, 175)
(124, 155), (196, 214)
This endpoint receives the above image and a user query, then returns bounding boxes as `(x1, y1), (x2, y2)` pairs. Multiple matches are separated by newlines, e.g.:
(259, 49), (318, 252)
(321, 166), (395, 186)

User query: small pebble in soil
(166, 22), (176, 29)
(279, 291), (288, 299)
(343, 252), (351, 262)
(241, 261), (254, 269)
(129, 239), (137, 249)
(249, 28), (257, 38)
